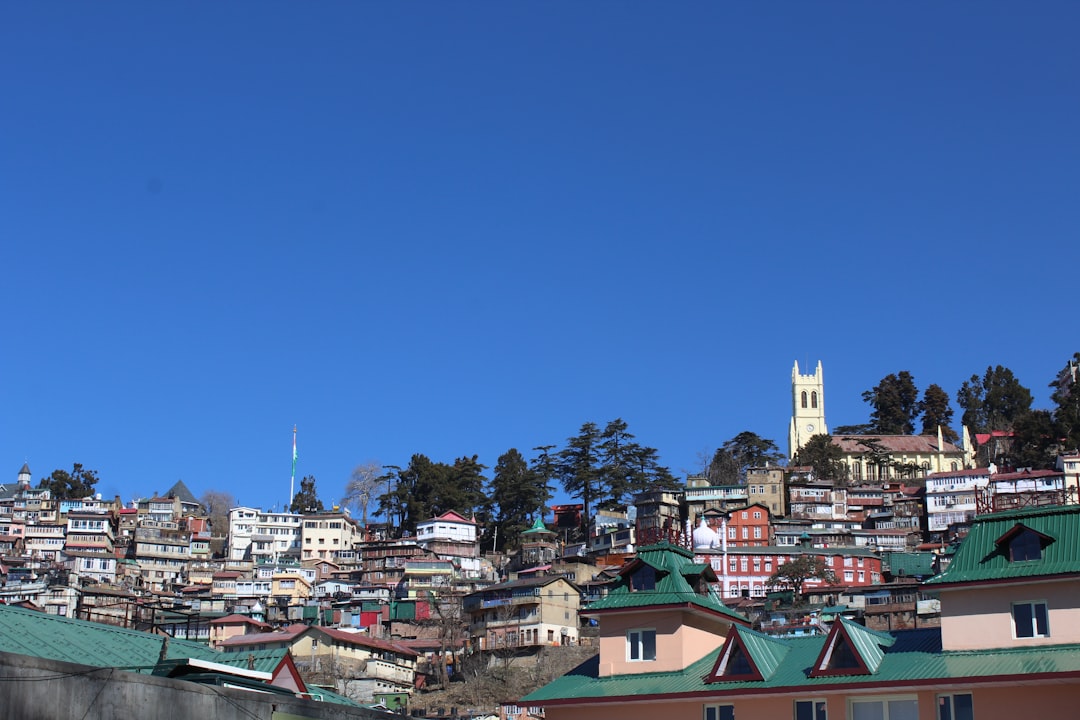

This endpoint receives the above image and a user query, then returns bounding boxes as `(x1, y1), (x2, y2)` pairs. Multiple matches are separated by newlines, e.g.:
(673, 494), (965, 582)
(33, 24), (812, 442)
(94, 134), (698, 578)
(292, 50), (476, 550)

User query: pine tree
(957, 365), (1033, 433)
(920, 383), (958, 442)
(862, 371), (920, 435)
(1050, 352), (1080, 452)
(290, 475), (324, 514)
(489, 449), (552, 552)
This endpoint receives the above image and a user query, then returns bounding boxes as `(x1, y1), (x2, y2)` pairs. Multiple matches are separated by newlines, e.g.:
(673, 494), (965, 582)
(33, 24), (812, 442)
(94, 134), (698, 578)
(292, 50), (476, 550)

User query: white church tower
(789, 360), (828, 459)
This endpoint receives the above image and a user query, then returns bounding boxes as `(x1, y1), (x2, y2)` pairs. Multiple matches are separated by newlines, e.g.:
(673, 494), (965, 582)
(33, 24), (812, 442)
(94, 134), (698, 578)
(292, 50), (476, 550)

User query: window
(704, 705), (735, 720)
(795, 700), (827, 720)
(844, 571), (854, 583)
(627, 629), (656, 661)
(850, 697), (917, 720)
(631, 566), (656, 591)
(802, 391), (808, 409)
(1013, 601), (1049, 638)
(754, 527), (762, 539)
(1009, 529), (1043, 561)
(753, 511), (761, 519)
(937, 693), (973, 720)
(811, 391), (818, 409)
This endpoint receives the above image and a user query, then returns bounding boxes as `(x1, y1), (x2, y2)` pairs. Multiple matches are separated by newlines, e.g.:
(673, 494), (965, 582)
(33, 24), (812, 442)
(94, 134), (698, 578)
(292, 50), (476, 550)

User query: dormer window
(1009, 530), (1043, 561)
(631, 565), (656, 591)
(995, 524), (1053, 562)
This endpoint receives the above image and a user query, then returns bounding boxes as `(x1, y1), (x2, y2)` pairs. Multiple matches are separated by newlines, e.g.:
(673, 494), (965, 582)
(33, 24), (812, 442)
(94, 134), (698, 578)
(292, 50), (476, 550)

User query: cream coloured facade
(788, 360), (827, 458)
(787, 359), (974, 475)
(301, 512), (361, 564)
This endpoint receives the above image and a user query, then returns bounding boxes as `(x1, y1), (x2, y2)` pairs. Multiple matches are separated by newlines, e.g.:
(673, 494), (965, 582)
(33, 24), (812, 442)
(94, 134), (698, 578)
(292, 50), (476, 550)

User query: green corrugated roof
(883, 551), (936, 577)
(926, 504), (1080, 586)
(213, 647), (290, 675)
(733, 627), (792, 679)
(834, 617), (895, 673)
(522, 628), (1080, 703)
(584, 543), (747, 623)
(0, 604), (220, 670)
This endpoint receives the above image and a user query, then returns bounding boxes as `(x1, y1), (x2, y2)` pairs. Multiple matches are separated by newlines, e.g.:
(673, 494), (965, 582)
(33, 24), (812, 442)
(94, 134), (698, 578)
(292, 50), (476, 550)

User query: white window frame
(703, 704), (735, 720)
(626, 628), (656, 662)
(848, 695), (917, 720)
(1013, 600), (1049, 638)
(936, 692), (973, 720)
(794, 699), (827, 720)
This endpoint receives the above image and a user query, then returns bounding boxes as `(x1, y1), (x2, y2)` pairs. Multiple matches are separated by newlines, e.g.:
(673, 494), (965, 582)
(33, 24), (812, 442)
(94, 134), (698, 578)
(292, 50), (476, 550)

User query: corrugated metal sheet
(927, 504), (1080, 585)
(0, 604), (219, 670)
(586, 543), (747, 623)
(523, 627), (1080, 702)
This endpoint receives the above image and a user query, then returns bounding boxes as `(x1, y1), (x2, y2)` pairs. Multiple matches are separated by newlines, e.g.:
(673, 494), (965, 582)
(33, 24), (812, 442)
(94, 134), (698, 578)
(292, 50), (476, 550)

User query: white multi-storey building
(924, 467), (992, 533)
(227, 507), (303, 562)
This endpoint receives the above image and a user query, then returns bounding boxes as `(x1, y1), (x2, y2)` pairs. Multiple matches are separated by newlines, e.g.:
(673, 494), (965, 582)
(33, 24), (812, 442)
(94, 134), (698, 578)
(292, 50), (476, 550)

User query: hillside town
(4, 361), (1080, 720)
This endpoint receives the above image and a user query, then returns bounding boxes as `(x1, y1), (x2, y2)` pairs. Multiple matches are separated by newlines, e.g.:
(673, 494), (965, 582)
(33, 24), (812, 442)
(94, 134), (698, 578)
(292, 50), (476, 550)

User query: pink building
(524, 508), (1080, 720)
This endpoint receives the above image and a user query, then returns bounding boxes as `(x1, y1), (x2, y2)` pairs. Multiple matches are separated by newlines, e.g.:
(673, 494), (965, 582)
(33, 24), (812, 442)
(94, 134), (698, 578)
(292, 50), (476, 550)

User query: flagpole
(290, 425), (297, 510)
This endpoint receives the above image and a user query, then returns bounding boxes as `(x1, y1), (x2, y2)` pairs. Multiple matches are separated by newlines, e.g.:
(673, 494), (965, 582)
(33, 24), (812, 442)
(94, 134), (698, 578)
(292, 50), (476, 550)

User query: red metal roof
(832, 435), (964, 454)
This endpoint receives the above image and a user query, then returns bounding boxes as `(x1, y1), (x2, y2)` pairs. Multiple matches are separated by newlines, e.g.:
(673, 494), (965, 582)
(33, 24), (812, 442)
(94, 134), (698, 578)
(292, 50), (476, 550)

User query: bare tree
(199, 489), (236, 538)
(342, 461), (382, 529)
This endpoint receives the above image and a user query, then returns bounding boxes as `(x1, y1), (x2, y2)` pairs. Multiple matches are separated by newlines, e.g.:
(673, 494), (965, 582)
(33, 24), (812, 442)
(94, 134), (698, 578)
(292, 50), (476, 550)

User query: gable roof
(421, 510), (476, 525)
(317, 627), (420, 657)
(809, 617), (895, 677)
(583, 542), (747, 624)
(832, 434), (965, 455)
(218, 624), (312, 649)
(707, 625), (792, 682)
(466, 574), (579, 597)
(925, 504), (1080, 587)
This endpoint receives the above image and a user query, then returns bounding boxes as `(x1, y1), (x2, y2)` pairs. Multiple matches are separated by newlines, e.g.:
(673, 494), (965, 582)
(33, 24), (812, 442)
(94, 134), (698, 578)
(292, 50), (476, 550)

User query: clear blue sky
(3, 3), (1078, 516)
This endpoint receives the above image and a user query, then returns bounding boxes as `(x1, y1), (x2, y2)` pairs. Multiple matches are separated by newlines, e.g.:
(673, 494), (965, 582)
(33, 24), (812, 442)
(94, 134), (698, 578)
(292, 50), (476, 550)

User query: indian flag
(291, 426), (297, 476)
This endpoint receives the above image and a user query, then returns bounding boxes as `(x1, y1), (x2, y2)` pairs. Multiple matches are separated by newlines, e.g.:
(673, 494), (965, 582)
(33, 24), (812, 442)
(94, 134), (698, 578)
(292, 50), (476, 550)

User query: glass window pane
(953, 694), (973, 720)
(1035, 603), (1049, 636)
(937, 696), (952, 720)
(851, 701), (884, 720)
(888, 699), (918, 720)
(643, 630), (657, 660)
(1015, 603), (1034, 637)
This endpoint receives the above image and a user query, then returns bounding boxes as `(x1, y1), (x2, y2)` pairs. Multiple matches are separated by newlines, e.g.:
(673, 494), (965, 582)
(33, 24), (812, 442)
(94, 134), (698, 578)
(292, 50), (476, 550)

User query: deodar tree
(490, 448), (551, 552)
(920, 383), (958, 443)
(38, 463), (100, 499)
(290, 475), (324, 514)
(862, 371), (920, 435)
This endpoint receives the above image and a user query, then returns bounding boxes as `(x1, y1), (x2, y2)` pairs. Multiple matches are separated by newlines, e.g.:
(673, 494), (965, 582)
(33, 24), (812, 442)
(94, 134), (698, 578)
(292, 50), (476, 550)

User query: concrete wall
(0, 651), (394, 720)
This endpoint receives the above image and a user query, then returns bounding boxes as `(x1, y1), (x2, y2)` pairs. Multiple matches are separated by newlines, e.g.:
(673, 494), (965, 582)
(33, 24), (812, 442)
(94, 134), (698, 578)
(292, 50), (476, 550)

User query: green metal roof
(883, 551), (936, 578)
(833, 617), (895, 673)
(522, 516), (553, 534)
(584, 543), (747, 624)
(212, 647), (290, 675)
(521, 628), (1080, 703)
(926, 504), (1080, 586)
(730, 626), (792, 679)
(0, 604), (220, 671)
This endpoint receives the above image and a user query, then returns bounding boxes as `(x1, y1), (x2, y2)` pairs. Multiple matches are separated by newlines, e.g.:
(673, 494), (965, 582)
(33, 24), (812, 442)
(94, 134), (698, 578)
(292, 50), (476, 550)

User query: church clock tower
(789, 360), (827, 459)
